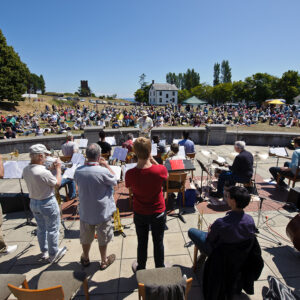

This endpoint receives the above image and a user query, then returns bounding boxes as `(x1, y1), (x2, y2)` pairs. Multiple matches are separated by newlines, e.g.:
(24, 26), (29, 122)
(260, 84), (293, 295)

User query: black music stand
(14, 178), (36, 230)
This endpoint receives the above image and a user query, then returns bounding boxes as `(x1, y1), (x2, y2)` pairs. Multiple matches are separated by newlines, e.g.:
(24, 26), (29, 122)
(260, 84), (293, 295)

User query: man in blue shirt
(269, 137), (300, 187)
(179, 131), (195, 155)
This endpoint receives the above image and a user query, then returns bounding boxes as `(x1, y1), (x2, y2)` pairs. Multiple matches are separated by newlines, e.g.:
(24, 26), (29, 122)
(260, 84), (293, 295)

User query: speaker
(287, 187), (300, 209)
(0, 193), (30, 214)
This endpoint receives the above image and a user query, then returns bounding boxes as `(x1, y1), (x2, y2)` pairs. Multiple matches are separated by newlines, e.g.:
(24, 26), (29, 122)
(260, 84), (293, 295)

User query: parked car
(80, 99), (85, 102)
(108, 101), (113, 105)
(89, 99), (96, 104)
(119, 102), (125, 106)
(102, 100), (107, 104)
(96, 100), (102, 104)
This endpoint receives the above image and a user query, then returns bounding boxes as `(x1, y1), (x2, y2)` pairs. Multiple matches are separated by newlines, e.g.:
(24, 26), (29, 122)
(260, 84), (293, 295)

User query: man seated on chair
(269, 137), (300, 188)
(188, 186), (256, 262)
(166, 143), (186, 161)
(179, 131), (195, 155)
(210, 141), (253, 198)
(122, 133), (134, 153)
(60, 132), (78, 200)
(97, 130), (112, 156)
(152, 135), (166, 164)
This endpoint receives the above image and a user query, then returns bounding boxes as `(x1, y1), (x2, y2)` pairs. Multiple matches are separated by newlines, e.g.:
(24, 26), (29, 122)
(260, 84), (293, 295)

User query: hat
(29, 144), (51, 155)
(142, 111), (148, 117)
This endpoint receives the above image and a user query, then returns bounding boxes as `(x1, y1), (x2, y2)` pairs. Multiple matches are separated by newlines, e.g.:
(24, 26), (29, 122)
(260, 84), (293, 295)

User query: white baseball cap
(29, 144), (51, 155)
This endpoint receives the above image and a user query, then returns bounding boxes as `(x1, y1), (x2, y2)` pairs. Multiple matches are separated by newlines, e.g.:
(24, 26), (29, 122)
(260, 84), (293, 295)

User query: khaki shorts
(80, 219), (113, 246)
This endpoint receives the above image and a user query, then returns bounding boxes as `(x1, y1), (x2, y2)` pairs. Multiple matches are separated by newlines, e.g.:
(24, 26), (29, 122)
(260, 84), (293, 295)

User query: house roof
(152, 83), (178, 91)
(182, 96), (207, 105)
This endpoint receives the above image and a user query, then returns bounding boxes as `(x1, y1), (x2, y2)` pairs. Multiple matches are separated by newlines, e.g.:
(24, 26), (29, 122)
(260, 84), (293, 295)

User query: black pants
(134, 211), (166, 270)
(269, 162), (295, 183)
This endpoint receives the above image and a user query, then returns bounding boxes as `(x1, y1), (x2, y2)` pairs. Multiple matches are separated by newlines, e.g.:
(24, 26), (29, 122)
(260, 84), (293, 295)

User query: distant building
(294, 94), (300, 105)
(149, 80), (178, 105)
(81, 80), (89, 90)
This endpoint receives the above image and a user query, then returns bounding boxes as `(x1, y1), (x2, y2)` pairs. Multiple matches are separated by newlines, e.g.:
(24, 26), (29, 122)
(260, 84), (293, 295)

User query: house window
(159, 91), (162, 96)
(172, 91), (175, 96)
(166, 94), (169, 98)
(159, 98), (162, 103)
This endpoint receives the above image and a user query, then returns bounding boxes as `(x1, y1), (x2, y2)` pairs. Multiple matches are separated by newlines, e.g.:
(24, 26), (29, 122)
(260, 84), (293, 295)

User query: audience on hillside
(0, 103), (299, 138)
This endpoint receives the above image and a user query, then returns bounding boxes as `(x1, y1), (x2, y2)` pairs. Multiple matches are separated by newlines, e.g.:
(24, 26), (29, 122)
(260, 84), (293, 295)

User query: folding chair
(165, 172), (187, 206)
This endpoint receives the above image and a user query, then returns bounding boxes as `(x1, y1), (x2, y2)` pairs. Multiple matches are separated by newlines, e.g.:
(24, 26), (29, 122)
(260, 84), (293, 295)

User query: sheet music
(62, 164), (79, 179)
(151, 144), (158, 156)
(112, 147), (128, 161)
(106, 136), (117, 146)
(160, 139), (166, 146)
(123, 163), (137, 178)
(110, 165), (121, 181)
(71, 153), (85, 165)
(179, 146), (185, 157)
(133, 138), (137, 142)
(74, 138), (88, 148)
(3, 160), (30, 179)
(269, 147), (288, 157)
(173, 139), (181, 144)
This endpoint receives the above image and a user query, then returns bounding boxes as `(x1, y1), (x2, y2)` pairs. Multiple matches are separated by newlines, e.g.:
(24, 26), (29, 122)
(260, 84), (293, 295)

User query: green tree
(277, 70), (300, 103)
(244, 73), (278, 103)
(213, 63), (220, 86)
(178, 89), (191, 103)
(212, 82), (233, 104)
(139, 73), (148, 89)
(77, 86), (91, 97)
(183, 68), (200, 90)
(39, 74), (45, 94)
(134, 85), (150, 103)
(0, 29), (30, 101)
(232, 80), (247, 103)
(221, 60), (232, 83)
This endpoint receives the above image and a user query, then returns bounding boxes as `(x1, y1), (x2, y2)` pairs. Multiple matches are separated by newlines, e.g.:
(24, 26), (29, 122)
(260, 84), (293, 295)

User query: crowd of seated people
(1, 102), (299, 139)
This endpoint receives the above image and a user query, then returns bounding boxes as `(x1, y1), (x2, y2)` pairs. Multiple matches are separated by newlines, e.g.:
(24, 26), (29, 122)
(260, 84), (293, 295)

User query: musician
(61, 132), (79, 157)
(210, 141), (253, 198)
(97, 130), (112, 156)
(152, 135), (166, 164)
(166, 143), (186, 161)
(122, 133), (134, 153)
(74, 143), (117, 270)
(0, 154), (18, 256)
(269, 137), (300, 187)
(23, 144), (67, 263)
(60, 133), (78, 200)
(188, 186), (256, 260)
(125, 137), (168, 273)
(137, 111), (153, 138)
(179, 131), (195, 155)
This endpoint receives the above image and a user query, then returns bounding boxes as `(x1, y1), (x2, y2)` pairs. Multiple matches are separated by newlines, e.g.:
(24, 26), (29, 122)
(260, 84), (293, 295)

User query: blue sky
(1, 0), (300, 97)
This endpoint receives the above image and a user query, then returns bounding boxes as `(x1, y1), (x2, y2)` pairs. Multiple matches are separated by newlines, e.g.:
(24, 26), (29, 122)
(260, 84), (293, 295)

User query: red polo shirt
(125, 164), (168, 215)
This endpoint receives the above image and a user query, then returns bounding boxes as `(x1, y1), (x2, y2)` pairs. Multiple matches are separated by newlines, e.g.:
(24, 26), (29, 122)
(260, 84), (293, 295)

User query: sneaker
(41, 251), (49, 260)
(49, 247), (67, 264)
(131, 260), (138, 274)
(1, 245), (18, 255)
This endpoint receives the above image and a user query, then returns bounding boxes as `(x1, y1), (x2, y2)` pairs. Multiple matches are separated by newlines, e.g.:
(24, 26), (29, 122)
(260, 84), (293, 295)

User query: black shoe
(210, 191), (223, 198)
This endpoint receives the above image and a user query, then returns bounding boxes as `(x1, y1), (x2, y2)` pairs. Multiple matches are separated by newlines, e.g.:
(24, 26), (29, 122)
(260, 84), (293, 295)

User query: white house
(294, 94), (300, 105)
(148, 80), (178, 105)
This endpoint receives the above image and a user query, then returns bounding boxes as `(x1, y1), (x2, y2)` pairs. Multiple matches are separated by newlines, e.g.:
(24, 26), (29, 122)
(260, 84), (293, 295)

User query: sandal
(80, 256), (90, 267)
(100, 254), (116, 270)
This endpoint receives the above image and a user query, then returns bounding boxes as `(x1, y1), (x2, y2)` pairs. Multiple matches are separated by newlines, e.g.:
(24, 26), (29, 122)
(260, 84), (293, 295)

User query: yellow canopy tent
(266, 99), (285, 105)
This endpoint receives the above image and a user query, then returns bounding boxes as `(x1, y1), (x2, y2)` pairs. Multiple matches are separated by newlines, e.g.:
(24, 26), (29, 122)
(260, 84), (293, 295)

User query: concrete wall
(1, 126), (299, 154)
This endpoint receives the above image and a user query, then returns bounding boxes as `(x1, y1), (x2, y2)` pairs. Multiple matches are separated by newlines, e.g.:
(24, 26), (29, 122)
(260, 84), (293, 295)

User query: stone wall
(0, 126), (299, 154)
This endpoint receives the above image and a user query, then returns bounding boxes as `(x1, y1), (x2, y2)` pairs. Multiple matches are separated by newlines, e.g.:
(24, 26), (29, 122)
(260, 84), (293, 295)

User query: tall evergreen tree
(39, 74), (45, 94)
(213, 63), (220, 86)
(221, 60), (232, 83)
(0, 29), (30, 101)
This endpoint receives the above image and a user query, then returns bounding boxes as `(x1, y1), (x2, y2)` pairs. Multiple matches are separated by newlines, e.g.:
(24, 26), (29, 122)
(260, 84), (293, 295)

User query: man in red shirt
(125, 137), (168, 272)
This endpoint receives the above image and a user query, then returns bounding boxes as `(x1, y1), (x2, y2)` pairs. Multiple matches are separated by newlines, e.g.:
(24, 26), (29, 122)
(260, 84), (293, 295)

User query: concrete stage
(1, 145), (300, 299)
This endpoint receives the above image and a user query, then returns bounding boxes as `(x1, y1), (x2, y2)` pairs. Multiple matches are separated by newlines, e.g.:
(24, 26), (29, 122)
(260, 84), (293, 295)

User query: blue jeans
(188, 228), (212, 255)
(60, 178), (76, 199)
(30, 196), (60, 257)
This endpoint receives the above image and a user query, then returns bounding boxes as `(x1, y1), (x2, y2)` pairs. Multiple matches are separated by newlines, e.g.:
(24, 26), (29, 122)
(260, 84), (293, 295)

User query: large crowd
(0, 103), (299, 139)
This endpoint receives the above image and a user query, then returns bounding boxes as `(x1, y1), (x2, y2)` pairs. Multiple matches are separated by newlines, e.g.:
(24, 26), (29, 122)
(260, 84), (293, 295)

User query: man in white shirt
(137, 111), (153, 138)
(23, 144), (67, 263)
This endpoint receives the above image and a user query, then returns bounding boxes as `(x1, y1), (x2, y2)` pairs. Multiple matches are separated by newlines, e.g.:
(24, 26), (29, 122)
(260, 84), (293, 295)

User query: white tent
(294, 95), (300, 105)
(22, 93), (38, 98)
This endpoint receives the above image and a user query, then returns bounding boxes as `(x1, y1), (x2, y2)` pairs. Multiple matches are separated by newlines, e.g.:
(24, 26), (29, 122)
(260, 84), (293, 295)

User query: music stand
(14, 178), (36, 230)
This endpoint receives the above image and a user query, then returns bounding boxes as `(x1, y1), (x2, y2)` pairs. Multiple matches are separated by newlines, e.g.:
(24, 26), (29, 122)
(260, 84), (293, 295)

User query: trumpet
(10, 150), (19, 160)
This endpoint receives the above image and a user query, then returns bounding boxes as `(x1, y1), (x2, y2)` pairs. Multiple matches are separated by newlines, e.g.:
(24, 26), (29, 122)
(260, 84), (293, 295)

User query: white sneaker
(49, 247), (67, 264)
(5, 245), (18, 254)
(41, 251), (49, 260)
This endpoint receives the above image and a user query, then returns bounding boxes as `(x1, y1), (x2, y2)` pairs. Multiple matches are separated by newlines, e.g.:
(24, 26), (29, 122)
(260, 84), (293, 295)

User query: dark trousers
(269, 162), (294, 183)
(134, 211), (166, 270)
(217, 171), (249, 195)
